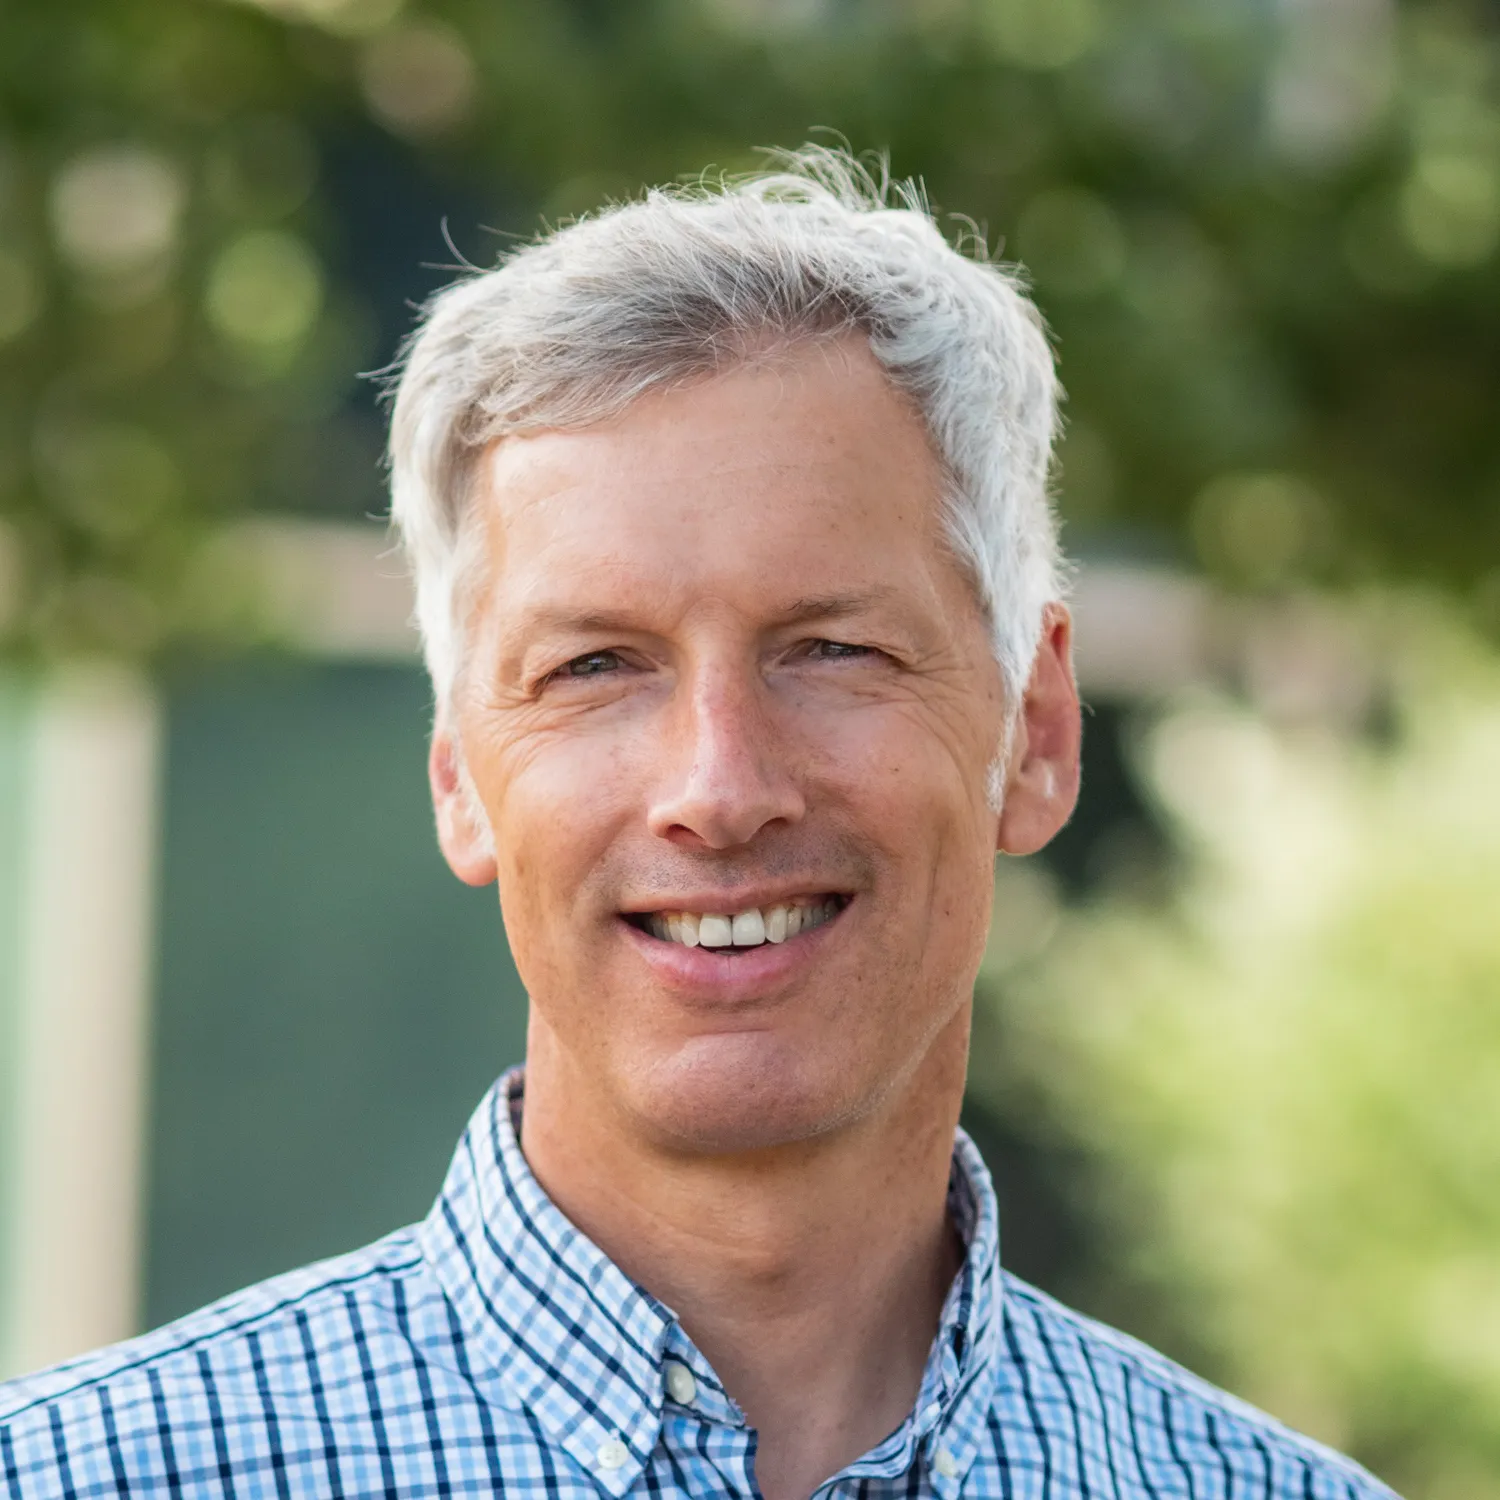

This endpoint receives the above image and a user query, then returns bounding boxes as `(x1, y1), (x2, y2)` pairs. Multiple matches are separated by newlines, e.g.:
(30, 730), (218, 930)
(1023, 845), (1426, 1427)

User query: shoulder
(0, 1228), (451, 1499)
(992, 1272), (1402, 1499)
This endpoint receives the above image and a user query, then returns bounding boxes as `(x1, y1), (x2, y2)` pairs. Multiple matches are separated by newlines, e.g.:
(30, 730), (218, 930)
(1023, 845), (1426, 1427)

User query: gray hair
(387, 146), (1065, 711)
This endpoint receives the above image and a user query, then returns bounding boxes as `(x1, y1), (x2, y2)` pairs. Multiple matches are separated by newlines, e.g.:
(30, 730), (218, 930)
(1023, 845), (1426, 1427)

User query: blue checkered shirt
(1, 1068), (1396, 1498)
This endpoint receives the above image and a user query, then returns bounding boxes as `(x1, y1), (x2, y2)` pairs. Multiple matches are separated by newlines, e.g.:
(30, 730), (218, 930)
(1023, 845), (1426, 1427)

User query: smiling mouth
(626, 895), (850, 950)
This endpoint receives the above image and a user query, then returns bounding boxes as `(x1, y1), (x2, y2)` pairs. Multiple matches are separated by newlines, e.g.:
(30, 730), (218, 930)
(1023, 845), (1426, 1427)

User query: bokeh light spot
(359, 22), (478, 139)
(228, 0), (405, 36)
(50, 146), (185, 283)
(205, 230), (325, 356)
(1191, 471), (1331, 586)
(1399, 153), (1500, 268)
(981, 0), (1103, 70)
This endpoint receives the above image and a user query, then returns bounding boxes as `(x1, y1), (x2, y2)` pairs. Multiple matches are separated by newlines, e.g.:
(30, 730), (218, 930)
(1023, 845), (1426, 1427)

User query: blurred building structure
(0, 666), (158, 1380)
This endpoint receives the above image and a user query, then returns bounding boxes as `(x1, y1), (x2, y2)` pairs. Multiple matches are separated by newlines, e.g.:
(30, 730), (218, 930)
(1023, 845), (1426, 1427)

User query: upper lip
(618, 884), (851, 915)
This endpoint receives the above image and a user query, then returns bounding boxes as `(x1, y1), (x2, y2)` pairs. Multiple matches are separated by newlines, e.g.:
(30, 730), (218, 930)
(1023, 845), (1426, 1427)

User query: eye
(805, 639), (875, 661)
(555, 650), (624, 679)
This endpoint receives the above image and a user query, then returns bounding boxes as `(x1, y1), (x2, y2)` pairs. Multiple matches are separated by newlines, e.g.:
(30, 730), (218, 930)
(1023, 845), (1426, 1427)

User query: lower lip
(619, 904), (849, 1000)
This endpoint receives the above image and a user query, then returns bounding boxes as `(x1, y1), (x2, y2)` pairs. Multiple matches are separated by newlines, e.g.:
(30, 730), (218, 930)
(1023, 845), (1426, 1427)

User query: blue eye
(560, 651), (622, 677)
(809, 639), (872, 659)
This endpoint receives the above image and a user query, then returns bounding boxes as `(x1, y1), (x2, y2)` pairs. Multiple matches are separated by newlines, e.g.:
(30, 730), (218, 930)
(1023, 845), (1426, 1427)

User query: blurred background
(2, 0), (1499, 1492)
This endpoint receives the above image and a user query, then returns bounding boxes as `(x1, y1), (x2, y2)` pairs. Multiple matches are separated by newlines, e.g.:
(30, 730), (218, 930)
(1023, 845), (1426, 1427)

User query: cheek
(489, 721), (637, 862)
(485, 738), (637, 972)
(829, 714), (996, 984)
(815, 703), (994, 857)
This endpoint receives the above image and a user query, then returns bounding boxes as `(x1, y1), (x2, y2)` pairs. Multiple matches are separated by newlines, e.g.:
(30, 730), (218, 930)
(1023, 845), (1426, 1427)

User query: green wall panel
(145, 660), (527, 1328)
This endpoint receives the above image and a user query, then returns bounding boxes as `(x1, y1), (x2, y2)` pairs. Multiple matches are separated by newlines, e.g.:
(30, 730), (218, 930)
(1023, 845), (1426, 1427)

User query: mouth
(624, 894), (850, 951)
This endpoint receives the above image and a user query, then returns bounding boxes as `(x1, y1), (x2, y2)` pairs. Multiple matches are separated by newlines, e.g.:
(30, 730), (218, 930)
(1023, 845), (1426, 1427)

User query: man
(1, 149), (1394, 1499)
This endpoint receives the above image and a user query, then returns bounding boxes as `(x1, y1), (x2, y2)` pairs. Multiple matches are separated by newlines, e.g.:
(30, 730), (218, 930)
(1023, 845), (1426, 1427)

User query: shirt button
(596, 1438), (629, 1471)
(664, 1360), (697, 1405)
(934, 1446), (960, 1479)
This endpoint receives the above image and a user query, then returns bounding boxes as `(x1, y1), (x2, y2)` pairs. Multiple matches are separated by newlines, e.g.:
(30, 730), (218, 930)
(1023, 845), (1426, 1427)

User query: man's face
(438, 338), (1070, 1155)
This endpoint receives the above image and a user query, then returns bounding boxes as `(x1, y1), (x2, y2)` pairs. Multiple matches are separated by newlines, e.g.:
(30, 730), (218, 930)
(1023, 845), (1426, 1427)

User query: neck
(519, 1012), (971, 1500)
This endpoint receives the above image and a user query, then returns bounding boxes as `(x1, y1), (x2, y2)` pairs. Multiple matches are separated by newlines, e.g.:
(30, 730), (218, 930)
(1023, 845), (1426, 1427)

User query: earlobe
(430, 728), (499, 887)
(995, 604), (1082, 857)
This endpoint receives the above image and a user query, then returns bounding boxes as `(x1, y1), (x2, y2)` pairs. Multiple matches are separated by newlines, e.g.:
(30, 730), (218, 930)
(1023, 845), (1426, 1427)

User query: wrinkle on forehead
(478, 336), (939, 518)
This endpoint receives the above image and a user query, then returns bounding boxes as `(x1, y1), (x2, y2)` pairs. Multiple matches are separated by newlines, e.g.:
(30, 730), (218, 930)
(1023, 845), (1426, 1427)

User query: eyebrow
(512, 607), (643, 637)
(778, 589), (904, 624)
(512, 589), (904, 640)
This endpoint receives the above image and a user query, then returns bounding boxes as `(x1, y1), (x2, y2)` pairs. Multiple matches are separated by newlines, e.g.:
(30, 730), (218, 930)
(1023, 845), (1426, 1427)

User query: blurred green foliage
(974, 604), (1500, 1499)
(3, 0), (1500, 654)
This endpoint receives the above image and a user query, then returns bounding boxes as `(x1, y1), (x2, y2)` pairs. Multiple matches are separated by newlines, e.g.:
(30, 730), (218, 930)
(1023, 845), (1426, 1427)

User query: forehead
(472, 338), (967, 628)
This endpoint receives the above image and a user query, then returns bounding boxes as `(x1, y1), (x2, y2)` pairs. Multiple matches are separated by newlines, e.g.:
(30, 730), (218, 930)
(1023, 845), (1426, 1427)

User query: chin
(628, 1034), (873, 1156)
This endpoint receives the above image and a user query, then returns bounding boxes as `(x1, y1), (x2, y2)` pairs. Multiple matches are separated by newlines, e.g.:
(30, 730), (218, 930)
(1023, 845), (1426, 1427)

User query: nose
(645, 665), (805, 850)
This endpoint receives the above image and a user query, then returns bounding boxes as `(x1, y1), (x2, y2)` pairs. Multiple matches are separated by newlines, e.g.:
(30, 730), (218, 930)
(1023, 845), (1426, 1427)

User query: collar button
(664, 1360), (698, 1405)
(596, 1438), (630, 1472)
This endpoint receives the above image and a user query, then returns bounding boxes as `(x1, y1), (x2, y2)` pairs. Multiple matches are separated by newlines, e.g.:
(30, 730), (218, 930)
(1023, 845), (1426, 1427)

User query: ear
(429, 724), (498, 887)
(996, 602), (1082, 857)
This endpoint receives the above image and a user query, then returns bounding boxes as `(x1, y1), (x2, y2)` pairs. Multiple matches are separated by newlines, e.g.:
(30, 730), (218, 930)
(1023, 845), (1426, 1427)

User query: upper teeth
(645, 899), (840, 948)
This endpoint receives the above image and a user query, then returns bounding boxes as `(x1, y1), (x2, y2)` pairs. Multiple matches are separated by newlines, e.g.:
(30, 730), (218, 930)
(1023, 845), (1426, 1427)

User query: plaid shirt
(1, 1068), (1395, 1499)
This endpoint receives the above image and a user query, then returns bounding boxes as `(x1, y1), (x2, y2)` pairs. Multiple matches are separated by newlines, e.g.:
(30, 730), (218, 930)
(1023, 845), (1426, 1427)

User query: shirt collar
(417, 1067), (1003, 1495)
